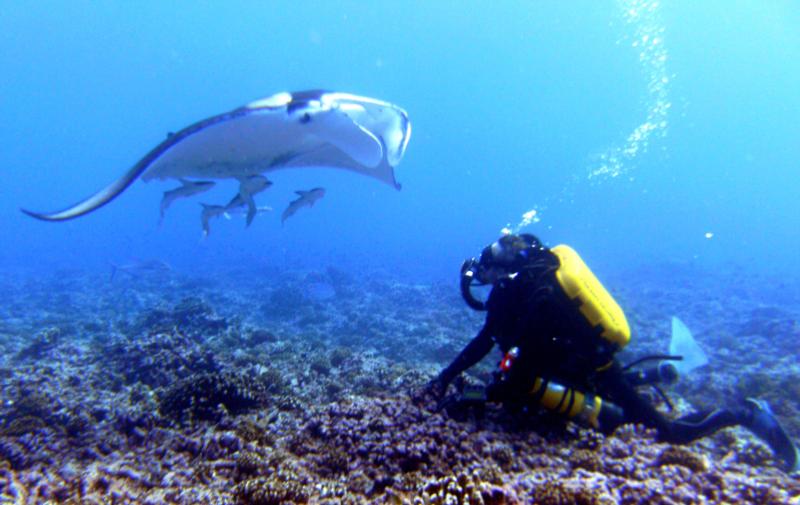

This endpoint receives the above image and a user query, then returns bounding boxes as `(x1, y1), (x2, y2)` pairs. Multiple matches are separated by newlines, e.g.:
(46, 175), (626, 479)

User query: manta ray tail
(21, 151), (154, 221)
(21, 126), (188, 221)
(21, 162), (145, 221)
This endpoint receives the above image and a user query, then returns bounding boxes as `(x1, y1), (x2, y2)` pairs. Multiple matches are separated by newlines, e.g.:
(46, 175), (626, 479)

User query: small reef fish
(200, 204), (228, 237)
(109, 258), (172, 282)
(282, 188), (325, 224)
(22, 90), (411, 222)
(159, 178), (215, 223)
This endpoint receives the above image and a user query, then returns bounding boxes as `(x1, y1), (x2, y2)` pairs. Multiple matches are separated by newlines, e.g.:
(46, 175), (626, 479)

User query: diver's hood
(460, 234), (547, 311)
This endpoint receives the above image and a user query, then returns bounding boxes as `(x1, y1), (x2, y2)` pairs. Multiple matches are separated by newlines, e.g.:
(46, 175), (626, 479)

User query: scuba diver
(420, 233), (799, 472)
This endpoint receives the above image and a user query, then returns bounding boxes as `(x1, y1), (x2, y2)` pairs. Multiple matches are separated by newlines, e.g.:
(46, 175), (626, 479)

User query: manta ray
(22, 90), (411, 222)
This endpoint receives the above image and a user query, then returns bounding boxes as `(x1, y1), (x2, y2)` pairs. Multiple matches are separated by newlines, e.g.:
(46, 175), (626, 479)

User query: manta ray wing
(21, 107), (259, 222)
(140, 110), (313, 182)
(302, 106), (383, 168)
(278, 144), (403, 189)
(323, 92), (412, 167)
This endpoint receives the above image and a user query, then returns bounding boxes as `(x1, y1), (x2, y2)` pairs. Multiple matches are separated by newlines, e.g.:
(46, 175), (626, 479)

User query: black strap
(553, 384), (570, 413)
(622, 354), (683, 372)
(564, 388), (577, 416)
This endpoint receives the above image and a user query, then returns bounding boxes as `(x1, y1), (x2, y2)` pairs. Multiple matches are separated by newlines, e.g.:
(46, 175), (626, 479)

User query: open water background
(1, 1), (798, 282)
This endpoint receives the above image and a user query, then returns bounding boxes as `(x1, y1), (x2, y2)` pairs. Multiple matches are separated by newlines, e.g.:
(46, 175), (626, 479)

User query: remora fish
(110, 258), (172, 282)
(200, 204), (227, 237)
(22, 90), (411, 222)
(201, 175), (272, 234)
(228, 175), (272, 226)
(282, 188), (325, 224)
(159, 178), (215, 222)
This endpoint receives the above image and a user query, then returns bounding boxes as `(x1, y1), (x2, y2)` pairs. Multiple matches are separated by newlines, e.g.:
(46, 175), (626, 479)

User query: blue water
(1, 1), (798, 281)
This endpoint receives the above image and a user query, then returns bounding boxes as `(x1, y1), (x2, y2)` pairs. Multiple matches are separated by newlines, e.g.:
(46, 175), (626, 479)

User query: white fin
(669, 317), (709, 376)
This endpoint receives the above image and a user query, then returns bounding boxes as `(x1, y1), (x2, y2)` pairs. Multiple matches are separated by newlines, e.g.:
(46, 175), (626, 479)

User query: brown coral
(235, 450), (267, 478)
(234, 476), (309, 505)
(569, 448), (603, 472)
(414, 471), (517, 505)
(235, 419), (276, 447)
(159, 371), (270, 422)
(654, 445), (709, 473)
(532, 476), (616, 505)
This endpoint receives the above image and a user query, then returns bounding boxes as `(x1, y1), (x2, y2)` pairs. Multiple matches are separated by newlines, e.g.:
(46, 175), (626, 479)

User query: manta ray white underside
(22, 90), (411, 221)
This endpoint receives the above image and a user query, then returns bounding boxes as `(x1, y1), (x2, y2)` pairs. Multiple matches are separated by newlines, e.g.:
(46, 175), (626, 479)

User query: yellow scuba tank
(550, 245), (630, 351)
(528, 377), (622, 430)
(495, 345), (626, 430)
(530, 377), (602, 427)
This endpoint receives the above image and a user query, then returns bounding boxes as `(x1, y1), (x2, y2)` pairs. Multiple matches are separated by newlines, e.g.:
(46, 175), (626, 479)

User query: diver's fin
(745, 398), (800, 472)
(669, 317), (708, 376)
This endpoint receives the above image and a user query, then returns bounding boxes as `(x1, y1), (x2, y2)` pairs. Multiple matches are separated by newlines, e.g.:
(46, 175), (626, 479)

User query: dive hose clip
(500, 346), (520, 373)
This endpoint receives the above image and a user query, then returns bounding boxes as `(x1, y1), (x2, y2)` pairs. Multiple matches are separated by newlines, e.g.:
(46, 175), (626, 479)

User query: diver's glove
(412, 375), (449, 408)
(744, 398), (799, 473)
(439, 384), (488, 421)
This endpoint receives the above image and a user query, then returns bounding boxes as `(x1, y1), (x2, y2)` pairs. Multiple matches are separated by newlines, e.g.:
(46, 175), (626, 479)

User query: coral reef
(15, 327), (62, 361)
(133, 297), (229, 338)
(102, 328), (220, 389)
(159, 371), (273, 422)
(0, 265), (798, 503)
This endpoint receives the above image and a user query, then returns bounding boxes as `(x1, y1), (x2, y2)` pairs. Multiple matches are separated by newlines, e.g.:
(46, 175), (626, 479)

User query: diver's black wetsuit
(438, 252), (750, 444)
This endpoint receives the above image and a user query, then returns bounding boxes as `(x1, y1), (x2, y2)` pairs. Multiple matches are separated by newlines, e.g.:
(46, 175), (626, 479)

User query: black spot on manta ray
(286, 101), (308, 116)
(286, 89), (329, 115)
